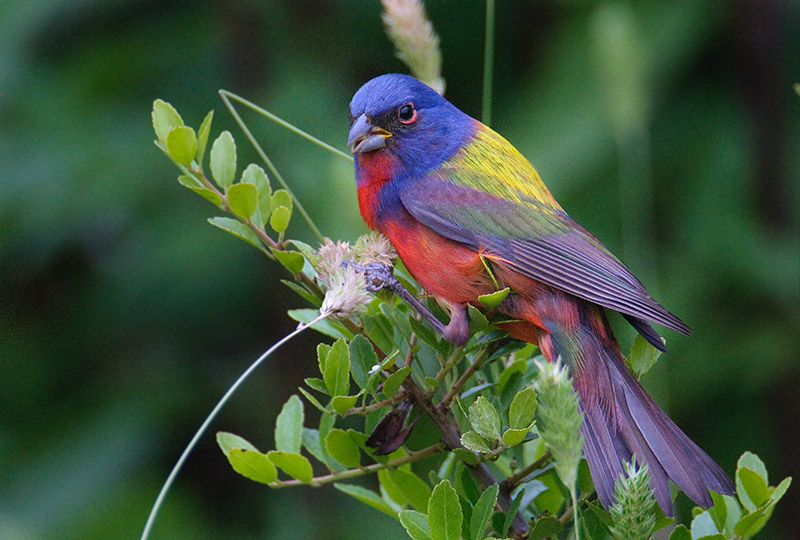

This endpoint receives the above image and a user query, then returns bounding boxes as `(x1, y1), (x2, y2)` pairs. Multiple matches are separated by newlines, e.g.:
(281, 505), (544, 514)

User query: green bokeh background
(2, 1), (797, 538)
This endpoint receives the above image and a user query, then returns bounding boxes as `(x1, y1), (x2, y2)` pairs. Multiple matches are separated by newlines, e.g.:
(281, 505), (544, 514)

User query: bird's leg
(349, 262), (470, 346)
(440, 302), (469, 346)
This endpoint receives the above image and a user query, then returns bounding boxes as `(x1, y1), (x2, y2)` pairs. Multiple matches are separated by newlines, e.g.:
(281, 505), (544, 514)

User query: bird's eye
(397, 103), (417, 124)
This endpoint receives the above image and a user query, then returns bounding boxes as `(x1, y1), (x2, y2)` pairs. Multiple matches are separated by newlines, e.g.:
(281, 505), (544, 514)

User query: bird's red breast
(355, 151), (398, 230)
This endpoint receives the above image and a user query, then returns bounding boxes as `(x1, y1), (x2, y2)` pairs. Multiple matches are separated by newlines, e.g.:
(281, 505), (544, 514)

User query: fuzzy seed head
(533, 359), (585, 490)
(609, 459), (657, 540)
(316, 238), (355, 289)
(354, 231), (397, 267)
(319, 265), (371, 318)
(381, 0), (445, 94)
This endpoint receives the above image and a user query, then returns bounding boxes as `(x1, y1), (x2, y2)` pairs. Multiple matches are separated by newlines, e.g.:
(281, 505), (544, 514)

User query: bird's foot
(441, 302), (470, 346)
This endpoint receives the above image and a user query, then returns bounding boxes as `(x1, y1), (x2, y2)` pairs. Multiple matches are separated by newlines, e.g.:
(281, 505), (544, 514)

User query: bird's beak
(348, 114), (392, 154)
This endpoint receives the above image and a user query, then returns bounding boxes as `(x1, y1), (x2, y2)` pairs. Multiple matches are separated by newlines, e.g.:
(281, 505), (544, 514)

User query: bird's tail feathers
(574, 336), (735, 515)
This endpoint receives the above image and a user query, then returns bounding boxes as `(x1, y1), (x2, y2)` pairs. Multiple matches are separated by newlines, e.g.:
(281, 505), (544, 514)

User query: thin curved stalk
(141, 313), (326, 540)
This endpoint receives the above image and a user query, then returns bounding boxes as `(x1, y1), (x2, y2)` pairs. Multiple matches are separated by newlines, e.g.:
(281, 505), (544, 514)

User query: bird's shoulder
(434, 123), (561, 209)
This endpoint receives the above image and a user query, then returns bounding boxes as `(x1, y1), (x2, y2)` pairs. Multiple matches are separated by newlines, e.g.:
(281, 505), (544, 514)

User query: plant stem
(499, 450), (552, 495)
(439, 346), (489, 408)
(434, 348), (466, 387)
(140, 314), (326, 540)
(401, 377), (529, 536)
(218, 90), (325, 241)
(221, 90), (353, 162)
(271, 442), (444, 488)
(482, 0), (495, 126)
(346, 392), (407, 416)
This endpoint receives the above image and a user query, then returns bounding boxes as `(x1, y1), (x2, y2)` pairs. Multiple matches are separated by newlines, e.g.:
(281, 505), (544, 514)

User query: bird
(346, 73), (734, 515)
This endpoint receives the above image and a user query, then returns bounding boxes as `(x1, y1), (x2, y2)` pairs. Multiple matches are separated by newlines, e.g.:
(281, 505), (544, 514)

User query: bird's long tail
(533, 295), (735, 516)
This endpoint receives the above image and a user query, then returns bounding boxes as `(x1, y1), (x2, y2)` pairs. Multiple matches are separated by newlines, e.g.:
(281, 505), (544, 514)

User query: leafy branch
(144, 2), (791, 540)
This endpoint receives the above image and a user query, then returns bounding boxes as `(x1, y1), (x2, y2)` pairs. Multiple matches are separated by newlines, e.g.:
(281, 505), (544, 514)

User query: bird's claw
(344, 261), (399, 293)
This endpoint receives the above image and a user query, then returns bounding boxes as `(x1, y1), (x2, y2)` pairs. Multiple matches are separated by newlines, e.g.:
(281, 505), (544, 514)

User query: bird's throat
(355, 151), (398, 230)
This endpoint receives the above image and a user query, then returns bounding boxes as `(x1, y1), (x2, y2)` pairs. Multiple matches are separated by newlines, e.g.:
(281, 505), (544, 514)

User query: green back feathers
(440, 124), (561, 209)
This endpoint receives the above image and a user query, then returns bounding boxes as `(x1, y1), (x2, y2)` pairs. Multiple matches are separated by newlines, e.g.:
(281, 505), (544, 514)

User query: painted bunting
(347, 73), (734, 515)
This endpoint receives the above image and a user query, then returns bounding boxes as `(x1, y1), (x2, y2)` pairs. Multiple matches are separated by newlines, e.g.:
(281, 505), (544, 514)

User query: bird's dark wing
(398, 175), (691, 341)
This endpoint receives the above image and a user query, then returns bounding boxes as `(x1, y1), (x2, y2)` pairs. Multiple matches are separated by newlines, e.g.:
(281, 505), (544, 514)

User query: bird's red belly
(381, 218), (494, 304)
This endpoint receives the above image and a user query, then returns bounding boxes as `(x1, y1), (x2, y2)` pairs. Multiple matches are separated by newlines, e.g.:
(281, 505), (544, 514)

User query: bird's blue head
(348, 74), (475, 177)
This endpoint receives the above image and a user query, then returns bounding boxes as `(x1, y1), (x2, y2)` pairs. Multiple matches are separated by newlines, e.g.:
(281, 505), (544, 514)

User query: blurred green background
(1, 1), (797, 538)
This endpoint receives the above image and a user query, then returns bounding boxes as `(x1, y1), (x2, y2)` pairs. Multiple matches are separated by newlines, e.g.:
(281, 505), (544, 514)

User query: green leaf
(152, 99), (183, 142)
(226, 447), (277, 484)
(389, 469), (432, 512)
(379, 468), (408, 507)
(195, 110), (214, 165)
(690, 511), (719, 537)
(216, 431), (257, 454)
(534, 470), (564, 516)
(383, 366), (411, 398)
(501, 427), (530, 447)
(216, 432), (277, 484)
(226, 182), (259, 219)
(736, 451), (769, 512)
(668, 524), (691, 540)
(400, 510), (432, 540)
(209, 130), (236, 189)
(501, 490), (523, 537)
(468, 396), (501, 441)
(428, 480), (462, 540)
(625, 334), (663, 379)
(317, 343), (331, 374)
(737, 451), (769, 480)
(301, 428), (326, 464)
(737, 466), (770, 509)
(272, 250), (305, 274)
(460, 431), (491, 453)
(166, 126), (197, 165)
(771, 475), (792, 504)
(177, 175), (222, 207)
(733, 503), (772, 537)
(323, 338), (350, 397)
(585, 498), (614, 527)
(497, 359), (526, 395)
(470, 483), (498, 540)
(477, 287), (510, 309)
(305, 377), (328, 393)
(452, 448), (479, 466)
(528, 515), (562, 540)
(207, 216), (265, 253)
(241, 163), (270, 226)
(325, 428), (360, 468)
(364, 312), (396, 354)
(466, 304), (491, 333)
(274, 395), (303, 453)
(334, 483), (397, 517)
(709, 492), (739, 536)
(267, 451), (313, 483)
(287, 309), (354, 340)
(298, 387), (329, 414)
(508, 387), (537, 429)
(577, 459), (594, 495)
(269, 205), (291, 233)
(349, 334), (377, 389)
(177, 173), (202, 189)
(270, 189), (293, 213)
(281, 279), (321, 307)
(331, 394), (358, 415)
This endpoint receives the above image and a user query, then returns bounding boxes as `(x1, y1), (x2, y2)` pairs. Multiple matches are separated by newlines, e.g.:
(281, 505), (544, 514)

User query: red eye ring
(398, 103), (417, 124)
